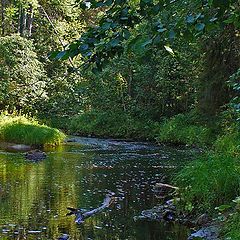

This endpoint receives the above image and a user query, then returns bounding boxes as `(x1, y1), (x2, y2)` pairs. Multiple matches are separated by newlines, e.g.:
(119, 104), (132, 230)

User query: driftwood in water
(154, 183), (179, 198)
(67, 192), (115, 224)
(155, 183), (179, 190)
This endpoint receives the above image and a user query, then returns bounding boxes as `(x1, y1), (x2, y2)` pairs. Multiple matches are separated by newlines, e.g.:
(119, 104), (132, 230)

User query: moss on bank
(0, 113), (65, 146)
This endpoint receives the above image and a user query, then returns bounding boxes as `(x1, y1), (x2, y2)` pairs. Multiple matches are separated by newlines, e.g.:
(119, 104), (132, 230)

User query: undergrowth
(69, 110), (159, 140)
(156, 113), (217, 147)
(0, 112), (65, 146)
(224, 211), (240, 239)
(175, 153), (240, 211)
(174, 122), (240, 239)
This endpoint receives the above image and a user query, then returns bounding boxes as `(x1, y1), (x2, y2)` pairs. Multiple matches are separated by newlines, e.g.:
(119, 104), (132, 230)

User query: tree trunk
(26, 5), (34, 36)
(1, 0), (5, 36)
(19, 6), (27, 36)
(198, 26), (240, 116)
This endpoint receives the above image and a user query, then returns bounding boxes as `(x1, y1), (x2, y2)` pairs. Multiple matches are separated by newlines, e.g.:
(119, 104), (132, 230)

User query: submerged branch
(67, 192), (115, 224)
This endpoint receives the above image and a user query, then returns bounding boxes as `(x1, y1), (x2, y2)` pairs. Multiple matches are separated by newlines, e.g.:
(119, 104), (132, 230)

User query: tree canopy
(52, 0), (240, 71)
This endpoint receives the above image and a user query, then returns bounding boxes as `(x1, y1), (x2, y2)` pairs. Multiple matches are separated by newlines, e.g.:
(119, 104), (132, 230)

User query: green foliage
(175, 153), (240, 211)
(156, 113), (215, 146)
(229, 68), (240, 121)
(215, 125), (240, 157)
(0, 112), (65, 146)
(69, 110), (158, 140)
(56, 0), (239, 70)
(175, 120), (240, 213)
(223, 197), (240, 239)
(0, 34), (47, 112)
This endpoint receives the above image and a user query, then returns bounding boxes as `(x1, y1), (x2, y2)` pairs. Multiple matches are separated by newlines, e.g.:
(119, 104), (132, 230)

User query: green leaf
(105, 0), (113, 6)
(141, 38), (152, 48)
(186, 15), (195, 24)
(164, 45), (175, 56)
(109, 38), (120, 47)
(56, 51), (68, 60)
(215, 204), (231, 212)
(123, 29), (131, 40)
(157, 28), (167, 33)
(195, 23), (205, 31)
(79, 44), (89, 52)
(169, 29), (175, 39)
(48, 51), (59, 60)
(102, 22), (112, 30)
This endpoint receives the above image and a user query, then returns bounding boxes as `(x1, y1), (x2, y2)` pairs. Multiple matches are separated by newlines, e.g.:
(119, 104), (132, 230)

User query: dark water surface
(0, 137), (193, 240)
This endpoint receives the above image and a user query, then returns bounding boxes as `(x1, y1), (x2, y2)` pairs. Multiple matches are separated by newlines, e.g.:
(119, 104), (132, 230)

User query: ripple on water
(0, 137), (193, 240)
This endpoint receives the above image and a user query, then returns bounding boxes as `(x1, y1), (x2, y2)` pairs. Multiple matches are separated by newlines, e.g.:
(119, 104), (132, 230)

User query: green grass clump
(175, 124), (240, 212)
(69, 110), (158, 140)
(214, 125), (240, 157)
(224, 211), (240, 239)
(0, 113), (65, 146)
(175, 153), (240, 211)
(156, 114), (215, 146)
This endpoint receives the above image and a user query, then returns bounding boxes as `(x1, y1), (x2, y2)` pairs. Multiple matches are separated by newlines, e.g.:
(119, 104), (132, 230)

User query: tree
(0, 34), (47, 111)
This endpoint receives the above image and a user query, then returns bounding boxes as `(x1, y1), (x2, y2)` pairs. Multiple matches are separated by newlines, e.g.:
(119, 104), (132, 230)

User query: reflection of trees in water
(0, 143), (191, 239)
(0, 152), (82, 239)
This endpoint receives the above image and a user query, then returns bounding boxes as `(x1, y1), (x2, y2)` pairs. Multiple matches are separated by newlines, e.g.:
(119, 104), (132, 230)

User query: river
(0, 137), (193, 239)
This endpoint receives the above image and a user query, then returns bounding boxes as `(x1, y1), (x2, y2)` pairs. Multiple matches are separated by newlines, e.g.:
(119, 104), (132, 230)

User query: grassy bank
(0, 113), (65, 146)
(174, 123), (240, 238)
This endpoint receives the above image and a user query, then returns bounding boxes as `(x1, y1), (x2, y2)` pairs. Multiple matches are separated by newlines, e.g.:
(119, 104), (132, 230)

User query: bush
(156, 114), (215, 146)
(69, 110), (158, 140)
(0, 113), (65, 146)
(0, 34), (47, 112)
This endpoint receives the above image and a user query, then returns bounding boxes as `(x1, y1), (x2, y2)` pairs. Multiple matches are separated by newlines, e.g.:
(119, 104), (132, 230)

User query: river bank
(63, 111), (240, 240)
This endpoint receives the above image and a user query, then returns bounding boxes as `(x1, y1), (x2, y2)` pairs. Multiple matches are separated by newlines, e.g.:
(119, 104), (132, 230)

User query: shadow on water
(0, 137), (193, 239)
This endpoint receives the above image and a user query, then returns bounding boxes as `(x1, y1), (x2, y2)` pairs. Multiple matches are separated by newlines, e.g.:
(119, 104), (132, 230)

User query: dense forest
(0, 0), (239, 239)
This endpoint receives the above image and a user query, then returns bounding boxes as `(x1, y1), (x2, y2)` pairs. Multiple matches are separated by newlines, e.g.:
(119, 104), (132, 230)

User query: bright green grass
(175, 153), (240, 211)
(0, 113), (65, 146)
(224, 211), (240, 239)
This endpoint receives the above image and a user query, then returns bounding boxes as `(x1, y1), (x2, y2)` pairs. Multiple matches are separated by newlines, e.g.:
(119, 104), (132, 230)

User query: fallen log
(67, 192), (115, 224)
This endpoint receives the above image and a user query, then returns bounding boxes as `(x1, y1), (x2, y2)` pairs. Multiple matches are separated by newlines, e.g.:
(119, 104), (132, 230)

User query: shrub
(156, 114), (215, 146)
(69, 110), (158, 140)
(0, 113), (65, 146)
(0, 34), (47, 112)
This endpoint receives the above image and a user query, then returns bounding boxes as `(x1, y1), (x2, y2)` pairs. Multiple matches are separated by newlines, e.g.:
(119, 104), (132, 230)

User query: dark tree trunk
(198, 26), (240, 116)
(1, 0), (5, 36)
(19, 5), (27, 36)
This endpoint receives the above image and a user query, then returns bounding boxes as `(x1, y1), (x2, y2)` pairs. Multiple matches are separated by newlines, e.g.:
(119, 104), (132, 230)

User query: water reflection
(0, 137), (191, 239)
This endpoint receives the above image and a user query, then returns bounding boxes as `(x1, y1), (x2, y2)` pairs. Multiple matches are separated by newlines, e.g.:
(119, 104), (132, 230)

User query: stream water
(0, 137), (194, 240)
